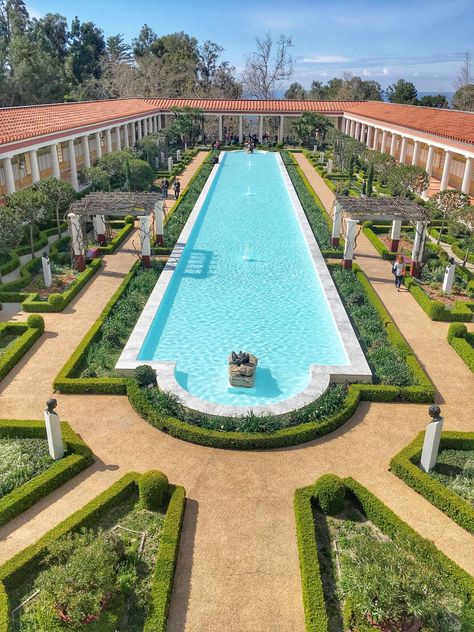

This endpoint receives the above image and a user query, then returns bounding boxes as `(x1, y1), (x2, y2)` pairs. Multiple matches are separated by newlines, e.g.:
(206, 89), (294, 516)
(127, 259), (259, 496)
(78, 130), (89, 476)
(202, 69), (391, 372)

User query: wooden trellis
(69, 192), (163, 217)
(334, 196), (430, 223)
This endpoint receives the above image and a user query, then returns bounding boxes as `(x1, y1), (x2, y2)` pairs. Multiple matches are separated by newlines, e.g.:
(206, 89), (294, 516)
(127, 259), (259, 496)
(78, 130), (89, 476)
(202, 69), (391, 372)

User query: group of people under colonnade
(341, 115), (474, 199)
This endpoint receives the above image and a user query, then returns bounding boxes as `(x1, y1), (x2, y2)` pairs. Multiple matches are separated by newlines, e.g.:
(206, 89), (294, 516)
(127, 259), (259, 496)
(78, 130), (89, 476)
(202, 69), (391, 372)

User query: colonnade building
(0, 98), (472, 200)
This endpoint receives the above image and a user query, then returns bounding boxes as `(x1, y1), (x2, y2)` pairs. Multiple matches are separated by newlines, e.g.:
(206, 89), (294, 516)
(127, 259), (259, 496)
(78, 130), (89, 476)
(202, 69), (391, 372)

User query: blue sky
(28, 0), (473, 92)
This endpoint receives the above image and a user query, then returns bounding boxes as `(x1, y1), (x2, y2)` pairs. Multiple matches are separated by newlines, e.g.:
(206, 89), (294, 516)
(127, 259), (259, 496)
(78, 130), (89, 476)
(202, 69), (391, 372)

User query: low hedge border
(447, 323), (474, 372)
(390, 431), (474, 534)
(429, 227), (474, 265)
(0, 472), (185, 632)
(284, 152), (344, 257)
(0, 320), (43, 382)
(295, 475), (474, 632)
(362, 222), (397, 260)
(0, 419), (93, 528)
(0, 223), (68, 277)
(97, 220), (134, 254)
(54, 259), (434, 448)
(404, 276), (474, 322)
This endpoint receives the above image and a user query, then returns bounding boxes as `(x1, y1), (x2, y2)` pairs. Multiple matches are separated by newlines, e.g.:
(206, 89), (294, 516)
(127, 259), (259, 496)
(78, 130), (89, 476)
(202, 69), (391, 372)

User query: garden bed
(0, 318), (44, 383)
(0, 420), (92, 528)
(294, 475), (474, 632)
(0, 472), (185, 632)
(391, 431), (474, 534)
(447, 323), (474, 372)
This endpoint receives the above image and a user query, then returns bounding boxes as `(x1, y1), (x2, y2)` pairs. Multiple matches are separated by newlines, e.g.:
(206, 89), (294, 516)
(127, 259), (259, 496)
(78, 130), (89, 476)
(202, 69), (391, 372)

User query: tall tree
(454, 51), (472, 91)
(197, 40), (241, 97)
(34, 177), (75, 236)
(292, 112), (333, 148)
(386, 79), (418, 104)
(0, 204), (24, 281)
(6, 189), (47, 258)
(132, 24), (158, 58)
(417, 94), (449, 108)
(168, 106), (204, 145)
(66, 18), (105, 88)
(243, 32), (293, 98)
(284, 82), (306, 100)
(452, 84), (474, 111)
(105, 34), (132, 64)
(429, 190), (470, 244)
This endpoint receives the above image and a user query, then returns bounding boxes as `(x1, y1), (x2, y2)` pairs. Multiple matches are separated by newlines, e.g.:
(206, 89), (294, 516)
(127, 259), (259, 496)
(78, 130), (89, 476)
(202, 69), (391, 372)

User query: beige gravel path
(0, 150), (472, 632)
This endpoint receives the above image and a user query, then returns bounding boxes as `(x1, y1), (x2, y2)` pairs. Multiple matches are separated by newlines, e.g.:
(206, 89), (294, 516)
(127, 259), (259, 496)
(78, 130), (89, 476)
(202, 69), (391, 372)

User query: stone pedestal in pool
(228, 353), (258, 388)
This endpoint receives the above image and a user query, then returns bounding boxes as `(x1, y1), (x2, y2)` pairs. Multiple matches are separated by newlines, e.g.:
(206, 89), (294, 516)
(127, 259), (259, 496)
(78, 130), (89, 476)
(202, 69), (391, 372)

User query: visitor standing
(173, 178), (181, 199)
(392, 255), (406, 291)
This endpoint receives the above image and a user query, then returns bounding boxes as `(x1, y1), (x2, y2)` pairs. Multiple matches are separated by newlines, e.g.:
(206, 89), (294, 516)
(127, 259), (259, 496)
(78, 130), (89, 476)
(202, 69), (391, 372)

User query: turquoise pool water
(138, 151), (348, 407)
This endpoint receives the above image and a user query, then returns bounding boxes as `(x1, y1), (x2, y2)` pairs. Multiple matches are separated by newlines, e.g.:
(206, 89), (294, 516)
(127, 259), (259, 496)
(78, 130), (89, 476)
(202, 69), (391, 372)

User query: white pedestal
(327, 159), (334, 174)
(319, 151), (325, 163)
(168, 157), (173, 172)
(160, 150), (165, 165)
(420, 418), (444, 472)
(184, 142), (188, 152)
(442, 264), (456, 295)
(176, 149), (182, 162)
(41, 255), (52, 288)
(43, 411), (64, 459)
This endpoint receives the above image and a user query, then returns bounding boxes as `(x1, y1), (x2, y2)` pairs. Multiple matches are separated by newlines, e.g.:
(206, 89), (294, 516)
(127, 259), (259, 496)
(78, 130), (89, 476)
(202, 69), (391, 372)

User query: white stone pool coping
(116, 150), (372, 418)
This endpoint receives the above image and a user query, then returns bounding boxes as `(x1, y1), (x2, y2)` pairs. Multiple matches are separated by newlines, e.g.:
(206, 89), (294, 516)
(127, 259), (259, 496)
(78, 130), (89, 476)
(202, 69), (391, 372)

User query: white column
(258, 116), (263, 143)
(399, 137), (408, 164)
(93, 214), (106, 244)
(168, 156), (173, 172)
(95, 132), (102, 159)
(51, 144), (61, 179)
(411, 140), (421, 166)
(461, 156), (473, 195)
(239, 116), (243, 143)
(380, 130), (387, 153)
(372, 128), (379, 150)
(440, 150), (453, 191)
(410, 220), (426, 277)
(354, 122), (360, 140)
(425, 145), (435, 176)
(105, 128), (112, 153)
(157, 115), (162, 131)
(3, 156), (16, 194)
(218, 115), (223, 141)
(30, 149), (40, 183)
(331, 202), (342, 247)
(279, 116), (284, 143)
(389, 133), (397, 157)
(442, 261), (456, 295)
(344, 118), (349, 134)
(82, 135), (91, 169)
(420, 417), (444, 472)
(123, 124), (130, 148)
(131, 122), (137, 144)
(343, 219), (359, 268)
(43, 409), (64, 460)
(349, 120), (355, 137)
(139, 215), (151, 267)
(154, 202), (164, 245)
(359, 123), (366, 143)
(67, 139), (78, 191)
(68, 212), (84, 269)
(389, 220), (402, 252)
(366, 126), (372, 148)
(115, 127), (121, 151)
(137, 120), (143, 140)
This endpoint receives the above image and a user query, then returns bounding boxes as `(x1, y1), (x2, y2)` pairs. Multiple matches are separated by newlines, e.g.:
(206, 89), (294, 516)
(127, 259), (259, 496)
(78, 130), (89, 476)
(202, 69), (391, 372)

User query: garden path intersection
(0, 151), (473, 632)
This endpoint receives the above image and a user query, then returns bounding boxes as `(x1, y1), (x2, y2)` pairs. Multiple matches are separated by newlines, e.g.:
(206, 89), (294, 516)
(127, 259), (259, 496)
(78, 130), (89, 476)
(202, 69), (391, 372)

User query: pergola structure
(68, 192), (164, 269)
(332, 197), (431, 277)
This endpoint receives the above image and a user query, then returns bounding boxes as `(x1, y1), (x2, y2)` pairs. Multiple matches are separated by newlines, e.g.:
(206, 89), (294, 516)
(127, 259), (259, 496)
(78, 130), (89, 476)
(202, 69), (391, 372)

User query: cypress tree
(367, 162), (374, 197)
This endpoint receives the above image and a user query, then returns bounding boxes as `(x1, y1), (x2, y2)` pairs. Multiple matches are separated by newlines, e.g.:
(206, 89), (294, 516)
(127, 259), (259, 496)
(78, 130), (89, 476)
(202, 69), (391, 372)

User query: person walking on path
(392, 255), (406, 291)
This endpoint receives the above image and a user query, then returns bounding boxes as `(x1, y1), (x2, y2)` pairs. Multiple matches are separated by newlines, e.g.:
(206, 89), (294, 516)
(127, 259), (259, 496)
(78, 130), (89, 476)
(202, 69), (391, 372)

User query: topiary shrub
(448, 322), (468, 343)
(467, 279), (474, 298)
(124, 215), (135, 225)
(48, 293), (64, 310)
(313, 474), (346, 515)
(134, 364), (157, 387)
(26, 314), (45, 333)
(139, 470), (169, 510)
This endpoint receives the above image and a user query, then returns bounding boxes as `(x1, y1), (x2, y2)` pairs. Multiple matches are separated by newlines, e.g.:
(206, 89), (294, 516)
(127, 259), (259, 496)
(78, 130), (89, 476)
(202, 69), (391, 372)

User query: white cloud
(361, 69), (370, 77)
(298, 55), (352, 64)
(382, 67), (389, 75)
(26, 4), (43, 19)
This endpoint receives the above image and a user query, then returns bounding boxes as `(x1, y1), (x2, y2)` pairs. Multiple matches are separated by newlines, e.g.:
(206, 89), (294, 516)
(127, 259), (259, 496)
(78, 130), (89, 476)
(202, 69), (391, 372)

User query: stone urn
(228, 353), (258, 388)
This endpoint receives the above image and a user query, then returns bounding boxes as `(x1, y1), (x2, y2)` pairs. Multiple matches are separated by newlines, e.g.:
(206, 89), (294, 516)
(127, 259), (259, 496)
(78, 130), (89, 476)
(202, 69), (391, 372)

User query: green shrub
(129, 158), (155, 190)
(448, 322), (468, 343)
(313, 474), (345, 515)
(124, 215), (135, 225)
(139, 470), (169, 510)
(47, 293), (64, 310)
(26, 314), (44, 332)
(135, 364), (156, 387)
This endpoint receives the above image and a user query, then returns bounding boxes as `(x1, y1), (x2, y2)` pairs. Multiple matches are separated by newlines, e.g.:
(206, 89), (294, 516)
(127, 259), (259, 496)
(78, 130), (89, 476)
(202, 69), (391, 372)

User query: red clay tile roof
(345, 101), (474, 146)
(0, 97), (473, 150)
(143, 98), (358, 113)
(0, 98), (157, 147)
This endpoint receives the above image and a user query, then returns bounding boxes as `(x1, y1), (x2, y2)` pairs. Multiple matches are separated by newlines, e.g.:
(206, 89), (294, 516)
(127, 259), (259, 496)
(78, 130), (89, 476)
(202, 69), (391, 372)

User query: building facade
(0, 98), (472, 200)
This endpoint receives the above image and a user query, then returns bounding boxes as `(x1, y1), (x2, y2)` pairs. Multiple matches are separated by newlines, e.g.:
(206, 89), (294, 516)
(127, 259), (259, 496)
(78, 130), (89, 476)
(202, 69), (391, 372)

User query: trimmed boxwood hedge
(0, 419), (92, 528)
(295, 475), (474, 632)
(404, 275), (474, 322)
(391, 431), (474, 533)
(429, 227), (474, 265)
(0, 471), (185, 632)
(0, 320), (44, 382)
(362, 222), (397, 260)
(0, 223), (68, 277)
(447, 323), (474, 372)
(54, 257), (435, 448)
(96, 220), (134, 254)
